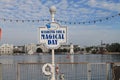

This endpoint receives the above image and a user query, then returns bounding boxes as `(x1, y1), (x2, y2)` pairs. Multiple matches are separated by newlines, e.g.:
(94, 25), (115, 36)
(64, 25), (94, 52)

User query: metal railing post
(0, 63), (2, 80)
(17, 63), (20, 80)
(87, 63), (91, 80)
(106, 63), (110, 80)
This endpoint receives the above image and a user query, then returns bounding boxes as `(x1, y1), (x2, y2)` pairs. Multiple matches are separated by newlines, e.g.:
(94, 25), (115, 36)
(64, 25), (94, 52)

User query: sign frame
(39, 22), (67, 49)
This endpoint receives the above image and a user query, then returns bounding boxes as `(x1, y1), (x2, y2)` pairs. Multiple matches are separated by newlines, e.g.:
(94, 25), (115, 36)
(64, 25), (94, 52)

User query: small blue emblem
(46, 23), (51, 29)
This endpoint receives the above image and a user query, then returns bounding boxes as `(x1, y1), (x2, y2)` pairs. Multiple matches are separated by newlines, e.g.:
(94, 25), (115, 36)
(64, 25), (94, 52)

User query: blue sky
(0, 0), (120, 47)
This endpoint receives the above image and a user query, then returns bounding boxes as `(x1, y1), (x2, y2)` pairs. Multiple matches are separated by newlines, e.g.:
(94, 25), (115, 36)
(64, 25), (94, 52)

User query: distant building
(0, 43), (80, 55)
(25, 43), (36, 55)
(60, 44), (79, 49)
(59, 44), (80, 53)
(25, 43), (49, 54)
(36, 44), (49, 53)
(60, 45), (70, 50)
(13, 46), (25, 53)
(0, 44), (13, 55)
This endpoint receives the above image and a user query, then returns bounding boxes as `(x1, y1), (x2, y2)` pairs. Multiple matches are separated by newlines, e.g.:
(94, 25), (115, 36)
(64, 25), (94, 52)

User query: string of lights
(0, 13), (120, 25)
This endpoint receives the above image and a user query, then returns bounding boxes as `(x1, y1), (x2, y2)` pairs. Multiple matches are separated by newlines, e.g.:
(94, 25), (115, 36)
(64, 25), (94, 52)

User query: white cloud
(56, 0), (68, 9)
(95, 10), (111, 17)
(0, 0), (118, 21)
(87, 0), (120, 12)
(0, 0), (16, 3)
(0, 0), (120, 46)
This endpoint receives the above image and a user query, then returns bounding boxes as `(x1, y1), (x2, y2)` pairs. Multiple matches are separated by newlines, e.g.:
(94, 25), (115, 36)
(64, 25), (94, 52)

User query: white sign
(39, 22), (67, 49)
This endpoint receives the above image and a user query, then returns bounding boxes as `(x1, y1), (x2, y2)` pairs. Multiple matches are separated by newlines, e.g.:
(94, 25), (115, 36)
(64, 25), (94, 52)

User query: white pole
(50, 6), (56, 80)
(51, 49), (55, 80)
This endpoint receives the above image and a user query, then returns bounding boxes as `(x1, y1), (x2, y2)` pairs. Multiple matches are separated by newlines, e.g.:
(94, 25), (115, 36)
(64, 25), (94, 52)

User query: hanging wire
(0, 13), (120, 25)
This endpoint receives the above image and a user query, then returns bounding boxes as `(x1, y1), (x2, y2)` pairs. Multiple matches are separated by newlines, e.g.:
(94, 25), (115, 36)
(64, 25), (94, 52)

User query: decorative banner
(0, 13), (120, 24)
(39, 22), (67, 49)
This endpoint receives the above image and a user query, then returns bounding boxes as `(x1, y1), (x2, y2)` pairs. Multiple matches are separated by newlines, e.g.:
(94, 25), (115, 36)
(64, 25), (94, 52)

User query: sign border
(38, 25), (67, 49)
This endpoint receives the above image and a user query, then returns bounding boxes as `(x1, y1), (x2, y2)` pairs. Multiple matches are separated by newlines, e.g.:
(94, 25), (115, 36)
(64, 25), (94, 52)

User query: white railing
(0, 62), (119, 80)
